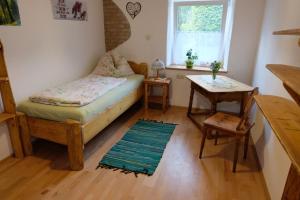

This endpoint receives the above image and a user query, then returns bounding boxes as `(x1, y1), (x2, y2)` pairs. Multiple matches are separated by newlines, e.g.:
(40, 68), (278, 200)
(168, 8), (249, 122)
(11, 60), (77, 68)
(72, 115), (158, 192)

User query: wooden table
(186, 75), (254, 129)
(144, 78), (171, 112)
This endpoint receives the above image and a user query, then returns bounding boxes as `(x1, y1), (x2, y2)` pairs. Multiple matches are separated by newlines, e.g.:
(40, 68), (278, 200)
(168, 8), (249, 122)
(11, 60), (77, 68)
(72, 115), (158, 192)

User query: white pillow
(92, 53), (122, 77)
(110, 50), (135, 76)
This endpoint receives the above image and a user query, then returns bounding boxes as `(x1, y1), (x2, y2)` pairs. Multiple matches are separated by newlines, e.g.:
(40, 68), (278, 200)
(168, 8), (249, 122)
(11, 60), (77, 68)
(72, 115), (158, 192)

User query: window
(167, 0), (235, 68)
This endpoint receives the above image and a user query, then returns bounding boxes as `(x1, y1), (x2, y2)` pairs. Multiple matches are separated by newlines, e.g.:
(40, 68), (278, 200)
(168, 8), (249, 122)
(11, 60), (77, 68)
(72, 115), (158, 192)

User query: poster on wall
(0, 0), (21, 26)
(51, 0), (88, 21)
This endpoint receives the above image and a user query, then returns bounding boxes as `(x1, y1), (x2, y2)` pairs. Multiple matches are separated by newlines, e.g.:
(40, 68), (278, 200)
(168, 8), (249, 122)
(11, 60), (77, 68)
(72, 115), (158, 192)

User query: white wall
(251, 0), (300, 199)
(0, 0), (105, 160)
(113, 0), (265, 108)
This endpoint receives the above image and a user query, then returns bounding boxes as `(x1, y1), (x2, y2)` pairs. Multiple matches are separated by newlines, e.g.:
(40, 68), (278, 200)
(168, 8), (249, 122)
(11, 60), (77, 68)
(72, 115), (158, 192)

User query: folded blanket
(30, 75), (127, 107)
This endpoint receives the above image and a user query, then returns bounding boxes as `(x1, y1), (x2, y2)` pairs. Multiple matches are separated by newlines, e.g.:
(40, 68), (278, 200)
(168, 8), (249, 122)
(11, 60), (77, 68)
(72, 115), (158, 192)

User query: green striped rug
(97, 119), (176, 176)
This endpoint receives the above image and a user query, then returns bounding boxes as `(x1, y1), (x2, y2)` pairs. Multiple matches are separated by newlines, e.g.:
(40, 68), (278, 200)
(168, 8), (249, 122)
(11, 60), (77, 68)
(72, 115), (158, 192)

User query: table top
(186, 75), (254, 93)
(144, 77), (171, 85)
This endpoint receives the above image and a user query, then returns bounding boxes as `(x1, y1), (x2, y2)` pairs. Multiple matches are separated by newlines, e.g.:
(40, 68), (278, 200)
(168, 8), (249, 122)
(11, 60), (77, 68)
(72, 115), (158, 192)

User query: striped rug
(97, 119), (176, 176)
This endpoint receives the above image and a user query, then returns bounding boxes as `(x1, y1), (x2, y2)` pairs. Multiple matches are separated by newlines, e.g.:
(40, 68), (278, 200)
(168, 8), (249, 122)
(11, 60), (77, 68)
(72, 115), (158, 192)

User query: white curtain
(172, 31), (223, 66)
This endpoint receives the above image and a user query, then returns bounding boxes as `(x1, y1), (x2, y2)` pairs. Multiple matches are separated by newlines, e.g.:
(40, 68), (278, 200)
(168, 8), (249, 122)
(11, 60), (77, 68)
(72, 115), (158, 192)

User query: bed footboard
(17, 112), (84, 170)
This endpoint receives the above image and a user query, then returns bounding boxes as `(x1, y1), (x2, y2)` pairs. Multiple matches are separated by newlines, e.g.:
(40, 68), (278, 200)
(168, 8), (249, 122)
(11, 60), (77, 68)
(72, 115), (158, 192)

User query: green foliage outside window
(0, 0), (21, 26)
(177, 5), (223, 32)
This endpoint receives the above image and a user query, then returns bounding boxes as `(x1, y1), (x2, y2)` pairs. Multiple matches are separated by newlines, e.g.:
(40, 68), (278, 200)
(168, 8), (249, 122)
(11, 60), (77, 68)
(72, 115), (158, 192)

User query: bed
(17, 61), (148, 170)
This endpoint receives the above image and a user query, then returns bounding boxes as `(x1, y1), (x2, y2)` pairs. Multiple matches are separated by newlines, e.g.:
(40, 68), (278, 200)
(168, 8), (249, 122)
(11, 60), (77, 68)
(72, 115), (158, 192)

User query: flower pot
(186, 59), (194, 69)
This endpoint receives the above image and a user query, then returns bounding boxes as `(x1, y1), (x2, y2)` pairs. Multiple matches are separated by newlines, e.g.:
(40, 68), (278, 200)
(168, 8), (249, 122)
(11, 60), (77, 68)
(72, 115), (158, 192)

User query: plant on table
(185, 49), (198, 68)
(210, 61), (223, 80)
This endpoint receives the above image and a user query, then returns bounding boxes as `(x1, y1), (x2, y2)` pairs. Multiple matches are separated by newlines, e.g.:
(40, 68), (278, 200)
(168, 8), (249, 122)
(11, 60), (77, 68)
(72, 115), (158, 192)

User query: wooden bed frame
(17, 61), (148, 170)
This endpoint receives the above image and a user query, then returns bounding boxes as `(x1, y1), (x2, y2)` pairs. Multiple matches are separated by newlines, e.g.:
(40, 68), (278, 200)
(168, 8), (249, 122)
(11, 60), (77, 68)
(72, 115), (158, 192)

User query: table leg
(240, 92), (247, 116)
(144, 83), (148, 110)
(187, 85), (195, 116)
(211, 102), (217, 114)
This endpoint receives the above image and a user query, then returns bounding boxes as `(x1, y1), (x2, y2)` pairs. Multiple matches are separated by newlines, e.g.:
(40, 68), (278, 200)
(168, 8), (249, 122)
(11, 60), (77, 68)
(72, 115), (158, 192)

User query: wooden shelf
(267, 64), (300, 105)
(255, 95), (300, 173)
(0, 77), (9, 82)
(273, 29), (300, 35)
(148, 96), (163, 104)
(273, 29), (300, 47)
(0, 113), (15, 123)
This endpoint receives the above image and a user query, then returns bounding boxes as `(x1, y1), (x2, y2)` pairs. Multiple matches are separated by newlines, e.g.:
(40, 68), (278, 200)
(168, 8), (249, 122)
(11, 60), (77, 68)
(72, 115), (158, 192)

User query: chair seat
(203, 112), (247, 135)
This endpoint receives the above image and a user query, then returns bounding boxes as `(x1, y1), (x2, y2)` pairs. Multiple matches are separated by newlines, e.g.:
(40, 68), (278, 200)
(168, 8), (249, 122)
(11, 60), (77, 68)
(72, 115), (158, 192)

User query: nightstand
(144, 78), (171, 112)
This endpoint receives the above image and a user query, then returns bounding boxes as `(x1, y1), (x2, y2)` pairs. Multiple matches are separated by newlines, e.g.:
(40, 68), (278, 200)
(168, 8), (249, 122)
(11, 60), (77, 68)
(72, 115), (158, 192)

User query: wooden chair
(199, 87), (259, 172)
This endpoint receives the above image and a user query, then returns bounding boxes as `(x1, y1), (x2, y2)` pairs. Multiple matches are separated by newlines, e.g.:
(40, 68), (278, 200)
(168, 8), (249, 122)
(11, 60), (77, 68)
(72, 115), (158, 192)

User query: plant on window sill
(185, 49), (198, 69)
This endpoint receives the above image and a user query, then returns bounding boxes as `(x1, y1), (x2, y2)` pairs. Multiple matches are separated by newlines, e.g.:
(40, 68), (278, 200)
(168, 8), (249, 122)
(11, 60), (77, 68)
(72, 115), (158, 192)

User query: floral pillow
(92, 53), (122, 77)
(110, 50), (135, 76)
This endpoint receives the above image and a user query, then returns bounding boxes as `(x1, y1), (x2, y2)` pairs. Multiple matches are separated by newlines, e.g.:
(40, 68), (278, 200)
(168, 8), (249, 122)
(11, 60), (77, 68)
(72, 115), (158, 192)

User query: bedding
(110, 51), (135, 76)
(92, 51), (135, 77)
(92, 53), (122, 77)
(18, 74), (144, 124)
(29, 74), (127, 107)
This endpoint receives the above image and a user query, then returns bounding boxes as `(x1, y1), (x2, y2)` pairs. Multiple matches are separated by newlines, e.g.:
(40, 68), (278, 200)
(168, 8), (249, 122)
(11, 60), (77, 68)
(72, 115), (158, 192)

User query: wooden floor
(0, 106), (270, 200)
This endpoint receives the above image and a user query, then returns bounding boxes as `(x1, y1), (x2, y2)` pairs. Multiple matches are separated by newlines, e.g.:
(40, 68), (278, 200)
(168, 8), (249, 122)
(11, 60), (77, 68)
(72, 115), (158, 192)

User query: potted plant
(185, 49), (198, 68)
(210, 61), (223, 80)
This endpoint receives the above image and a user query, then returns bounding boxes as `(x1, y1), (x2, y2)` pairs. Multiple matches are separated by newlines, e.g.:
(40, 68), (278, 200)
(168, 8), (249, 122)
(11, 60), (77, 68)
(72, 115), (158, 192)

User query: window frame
(172, 0), (229, 68)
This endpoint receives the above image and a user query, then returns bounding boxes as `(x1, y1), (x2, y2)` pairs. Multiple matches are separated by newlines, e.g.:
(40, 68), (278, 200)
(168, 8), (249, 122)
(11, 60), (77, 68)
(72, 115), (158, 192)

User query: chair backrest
(236, 87), (259, 131)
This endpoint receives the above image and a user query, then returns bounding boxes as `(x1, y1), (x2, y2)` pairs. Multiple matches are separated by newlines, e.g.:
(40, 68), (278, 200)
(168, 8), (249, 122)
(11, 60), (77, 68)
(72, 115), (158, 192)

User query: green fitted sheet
(17, 74), (144, 124)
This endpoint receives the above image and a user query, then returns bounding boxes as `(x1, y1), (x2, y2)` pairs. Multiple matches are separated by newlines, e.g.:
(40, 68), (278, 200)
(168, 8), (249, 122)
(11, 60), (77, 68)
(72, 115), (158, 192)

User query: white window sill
(166, 65), (228, 73)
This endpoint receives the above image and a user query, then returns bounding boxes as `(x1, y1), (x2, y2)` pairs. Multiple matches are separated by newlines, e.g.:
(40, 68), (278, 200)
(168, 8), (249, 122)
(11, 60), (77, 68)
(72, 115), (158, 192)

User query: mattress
(17, 74), (144, 124)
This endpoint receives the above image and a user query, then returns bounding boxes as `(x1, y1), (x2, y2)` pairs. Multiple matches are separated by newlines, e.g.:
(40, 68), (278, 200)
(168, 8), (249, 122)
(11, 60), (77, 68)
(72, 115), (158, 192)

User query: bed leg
(17, 112), (32, 156)
(66, 120), (84, 171)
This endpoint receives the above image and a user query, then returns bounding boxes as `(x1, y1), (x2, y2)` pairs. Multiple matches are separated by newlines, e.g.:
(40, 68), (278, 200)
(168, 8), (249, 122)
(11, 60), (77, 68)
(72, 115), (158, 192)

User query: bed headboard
(128, 61), (148, 78)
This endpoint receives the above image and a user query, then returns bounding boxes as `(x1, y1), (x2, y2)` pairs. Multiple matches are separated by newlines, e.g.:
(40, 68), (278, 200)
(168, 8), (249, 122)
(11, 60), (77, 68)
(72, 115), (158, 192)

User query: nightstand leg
(167, 85), (170, 109)
(163, 85), (167, 112)
(144, 83), (148, 110)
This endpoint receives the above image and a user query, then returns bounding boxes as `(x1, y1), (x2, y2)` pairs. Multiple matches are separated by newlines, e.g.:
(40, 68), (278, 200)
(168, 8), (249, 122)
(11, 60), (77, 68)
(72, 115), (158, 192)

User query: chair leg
(199, 127), (208, 159)
(243, 131), (250, 160)
(214, 131), (219, 145)
(233, 137), (241, 172)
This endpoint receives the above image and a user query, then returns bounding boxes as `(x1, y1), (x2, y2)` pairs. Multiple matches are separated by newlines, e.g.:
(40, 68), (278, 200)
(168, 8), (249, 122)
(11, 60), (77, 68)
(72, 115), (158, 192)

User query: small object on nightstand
(144, 78), (171, 112)
(151, 59), (165, 79)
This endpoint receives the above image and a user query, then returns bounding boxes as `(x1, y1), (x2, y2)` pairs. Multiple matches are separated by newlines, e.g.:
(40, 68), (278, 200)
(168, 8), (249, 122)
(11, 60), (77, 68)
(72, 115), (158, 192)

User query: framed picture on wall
(51, 0), (88, 21)
(0, 0), (21, 26)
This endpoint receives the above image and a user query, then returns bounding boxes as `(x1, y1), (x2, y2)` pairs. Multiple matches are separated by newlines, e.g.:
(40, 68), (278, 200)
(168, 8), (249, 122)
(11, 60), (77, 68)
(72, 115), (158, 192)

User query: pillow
(92, 53), (122, 77)
(110, 50), (135, 76)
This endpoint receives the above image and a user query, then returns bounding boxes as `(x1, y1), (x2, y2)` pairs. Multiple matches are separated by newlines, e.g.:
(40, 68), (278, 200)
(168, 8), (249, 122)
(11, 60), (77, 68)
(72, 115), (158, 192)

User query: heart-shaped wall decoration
(126, 2), (142, 19)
